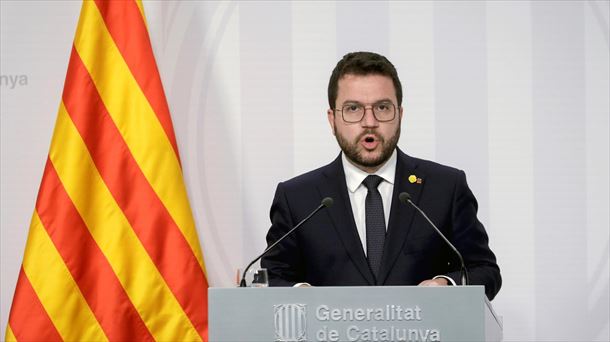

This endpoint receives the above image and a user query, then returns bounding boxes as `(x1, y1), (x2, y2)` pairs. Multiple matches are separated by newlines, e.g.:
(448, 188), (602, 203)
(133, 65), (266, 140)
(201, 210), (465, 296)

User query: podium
(209, 286), (502, 341)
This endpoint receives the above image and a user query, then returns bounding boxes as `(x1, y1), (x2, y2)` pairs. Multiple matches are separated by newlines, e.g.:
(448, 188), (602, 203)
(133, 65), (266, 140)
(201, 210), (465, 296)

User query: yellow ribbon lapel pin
(408, 174), (423, 184)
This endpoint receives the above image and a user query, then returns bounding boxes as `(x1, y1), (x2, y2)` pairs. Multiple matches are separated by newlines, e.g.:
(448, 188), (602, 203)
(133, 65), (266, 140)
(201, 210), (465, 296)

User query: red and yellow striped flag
(5, 1), (208, 341)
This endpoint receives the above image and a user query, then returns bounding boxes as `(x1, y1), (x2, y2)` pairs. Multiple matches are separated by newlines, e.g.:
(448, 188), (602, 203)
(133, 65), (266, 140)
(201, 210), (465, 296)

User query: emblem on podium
(274, 303), (307, 341)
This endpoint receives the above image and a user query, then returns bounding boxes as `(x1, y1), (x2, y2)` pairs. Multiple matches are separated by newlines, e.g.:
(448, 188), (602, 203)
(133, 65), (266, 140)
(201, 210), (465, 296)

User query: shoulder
(399, 150), (464, 179)
(270, 157), (341, 217)
(278, 156), (341, 190)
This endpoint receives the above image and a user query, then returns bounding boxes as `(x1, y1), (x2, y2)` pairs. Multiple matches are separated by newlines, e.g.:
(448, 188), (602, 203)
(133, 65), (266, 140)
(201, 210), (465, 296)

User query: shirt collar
(342, 149), (397, 193)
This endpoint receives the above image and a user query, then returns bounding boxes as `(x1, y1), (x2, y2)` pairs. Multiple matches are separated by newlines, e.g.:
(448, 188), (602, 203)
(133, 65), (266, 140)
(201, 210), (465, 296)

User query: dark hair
(327, 51), (403, 110)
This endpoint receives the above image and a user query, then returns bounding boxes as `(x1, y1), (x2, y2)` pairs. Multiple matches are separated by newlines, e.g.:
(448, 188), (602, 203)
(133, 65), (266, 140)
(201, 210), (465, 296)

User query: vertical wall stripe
(239, 1), (293, 255)
(188, 2), (244, 286)
(434, 1), (490, 224)
(389, 1), (436, 161)
(585, 2), (610, 340)
(292, 1), (338, 176)
(150, 1), (236, 285)
(486, 2), (535, 340)
(336, 1), (389, 57)
(162, 2), (209, 149)
(532, 2), (586, 340)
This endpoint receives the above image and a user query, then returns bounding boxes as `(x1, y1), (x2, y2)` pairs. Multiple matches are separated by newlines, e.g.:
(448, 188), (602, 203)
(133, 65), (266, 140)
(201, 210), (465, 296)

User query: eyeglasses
(335, 101), (397, 123)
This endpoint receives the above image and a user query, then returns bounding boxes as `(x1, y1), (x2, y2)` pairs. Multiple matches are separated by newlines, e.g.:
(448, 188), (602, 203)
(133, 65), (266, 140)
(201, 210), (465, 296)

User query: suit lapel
(318, 155), (375, 285)
(378, 150), (427, 284)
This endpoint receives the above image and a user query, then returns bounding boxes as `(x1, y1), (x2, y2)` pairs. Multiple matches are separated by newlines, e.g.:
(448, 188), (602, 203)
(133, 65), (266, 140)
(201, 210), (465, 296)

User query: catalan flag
(5, 1), (208, 341)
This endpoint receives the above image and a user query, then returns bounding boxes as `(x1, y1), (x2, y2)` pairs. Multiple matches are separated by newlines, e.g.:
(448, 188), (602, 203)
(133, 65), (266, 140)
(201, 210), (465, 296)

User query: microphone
(239, 197), (334, 287)
(399, 192), (469, 286)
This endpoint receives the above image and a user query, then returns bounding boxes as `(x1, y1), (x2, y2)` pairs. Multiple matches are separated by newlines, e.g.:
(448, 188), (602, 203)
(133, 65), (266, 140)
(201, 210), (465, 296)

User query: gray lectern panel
(209, 286), (502, 342)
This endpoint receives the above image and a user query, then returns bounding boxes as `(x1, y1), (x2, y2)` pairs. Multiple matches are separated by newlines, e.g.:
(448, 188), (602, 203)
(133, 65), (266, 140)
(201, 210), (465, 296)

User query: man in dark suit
(261, 52), (501, 300)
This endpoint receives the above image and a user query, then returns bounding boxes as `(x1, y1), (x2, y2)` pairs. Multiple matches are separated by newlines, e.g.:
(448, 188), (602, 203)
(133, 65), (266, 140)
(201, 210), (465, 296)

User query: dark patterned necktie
(363, 175), (386, 279)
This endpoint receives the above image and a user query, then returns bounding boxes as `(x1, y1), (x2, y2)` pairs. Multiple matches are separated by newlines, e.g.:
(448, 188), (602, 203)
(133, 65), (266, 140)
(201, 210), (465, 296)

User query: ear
(399, 106), (404, 121)
(327, 108), (336, 135)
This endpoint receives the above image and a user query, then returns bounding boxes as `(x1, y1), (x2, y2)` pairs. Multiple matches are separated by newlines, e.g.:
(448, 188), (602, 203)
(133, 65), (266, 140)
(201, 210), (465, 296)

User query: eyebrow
(341, 98), (394, 105)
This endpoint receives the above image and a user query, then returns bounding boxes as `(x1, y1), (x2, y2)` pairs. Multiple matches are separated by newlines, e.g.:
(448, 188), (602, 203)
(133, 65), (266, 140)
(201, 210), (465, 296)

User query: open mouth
(361, 134), (379, 150)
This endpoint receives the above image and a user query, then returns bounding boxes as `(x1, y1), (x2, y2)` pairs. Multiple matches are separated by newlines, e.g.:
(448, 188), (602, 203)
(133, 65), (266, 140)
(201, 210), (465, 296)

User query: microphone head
(321, 197), (334, 208)
(399, 192), (411, 204)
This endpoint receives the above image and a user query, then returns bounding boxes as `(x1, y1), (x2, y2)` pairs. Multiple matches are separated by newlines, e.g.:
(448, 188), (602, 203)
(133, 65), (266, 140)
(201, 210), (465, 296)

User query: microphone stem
(407, 199), (469, 286)
(240, 203), (326, 287)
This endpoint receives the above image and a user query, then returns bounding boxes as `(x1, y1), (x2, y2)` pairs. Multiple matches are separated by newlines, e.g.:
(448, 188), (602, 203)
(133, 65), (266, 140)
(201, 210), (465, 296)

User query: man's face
(327, 73), (403, 173)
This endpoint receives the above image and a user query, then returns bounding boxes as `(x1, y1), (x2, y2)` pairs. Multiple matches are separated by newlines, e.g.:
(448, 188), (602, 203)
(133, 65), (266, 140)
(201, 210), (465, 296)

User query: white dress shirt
(342, 150), (397, 256)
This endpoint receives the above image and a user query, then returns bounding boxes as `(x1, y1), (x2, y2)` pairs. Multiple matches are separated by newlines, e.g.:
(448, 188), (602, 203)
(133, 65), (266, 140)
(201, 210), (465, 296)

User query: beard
(334, 125), (400, 170)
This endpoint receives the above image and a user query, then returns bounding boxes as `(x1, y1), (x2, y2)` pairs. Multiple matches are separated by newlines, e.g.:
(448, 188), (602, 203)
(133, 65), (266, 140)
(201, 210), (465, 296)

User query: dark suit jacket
(261, 149), (501, 300)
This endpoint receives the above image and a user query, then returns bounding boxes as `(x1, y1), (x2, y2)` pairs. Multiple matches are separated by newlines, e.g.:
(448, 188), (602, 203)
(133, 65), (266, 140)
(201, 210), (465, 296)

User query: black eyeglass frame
(334, 101), (398, 123)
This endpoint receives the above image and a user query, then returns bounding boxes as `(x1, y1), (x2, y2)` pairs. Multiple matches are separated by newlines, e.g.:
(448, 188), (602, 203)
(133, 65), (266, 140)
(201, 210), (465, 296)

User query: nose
(361, 107), (379, 127)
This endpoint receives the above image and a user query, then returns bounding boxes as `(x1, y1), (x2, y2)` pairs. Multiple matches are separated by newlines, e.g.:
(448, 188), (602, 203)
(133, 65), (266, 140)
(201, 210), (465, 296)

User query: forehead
(336, 73), (396, 104)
